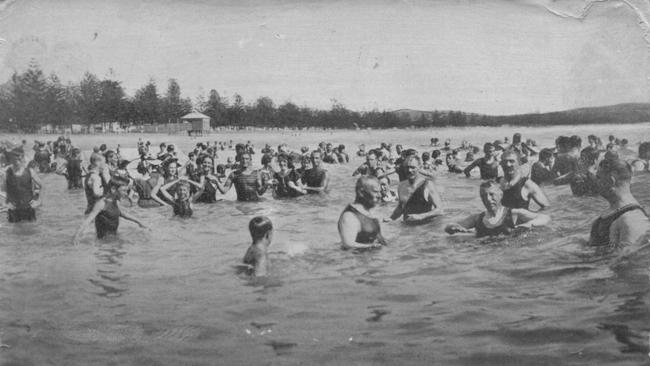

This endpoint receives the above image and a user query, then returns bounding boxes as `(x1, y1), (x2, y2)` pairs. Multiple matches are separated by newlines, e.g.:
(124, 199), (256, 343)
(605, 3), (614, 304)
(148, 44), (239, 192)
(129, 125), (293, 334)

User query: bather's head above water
(354, 176), (381, 210)
(480, 180), (503, 216)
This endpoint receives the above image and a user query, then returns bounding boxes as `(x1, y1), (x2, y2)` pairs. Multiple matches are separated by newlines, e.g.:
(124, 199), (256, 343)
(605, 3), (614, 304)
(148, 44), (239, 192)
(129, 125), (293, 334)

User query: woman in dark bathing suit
(160, 177), (203, 218)
(73, 177), (146, 244)
(338, 176), (388, 250)
(446, 180), (550, 238)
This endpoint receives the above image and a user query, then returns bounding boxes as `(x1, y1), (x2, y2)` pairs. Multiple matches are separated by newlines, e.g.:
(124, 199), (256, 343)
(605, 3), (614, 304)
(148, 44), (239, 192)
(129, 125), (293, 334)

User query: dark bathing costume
(500, 177), (530, 210)
(196, 176), (218, 203)
(478, 158), (499, 180)
(95, 198), (120, 239)
(402, 181), (434, 223)
(273, 170), (301, 198)
(134, 174), (163, 208)
(173, 199), (192, 218)
(302, 168), (326, 194)
(6, 166), (36, 223)
(590, 204), (648, 246)
(342, 204), (381, 244)
(232, 170), (262, 202)
(475, 208), (515, 238)
(66, 158), (83, 189)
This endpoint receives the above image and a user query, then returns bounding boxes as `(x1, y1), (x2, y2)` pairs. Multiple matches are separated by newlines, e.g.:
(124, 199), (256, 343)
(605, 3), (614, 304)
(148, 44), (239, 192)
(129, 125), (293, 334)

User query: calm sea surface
(1, 124), (650, 365)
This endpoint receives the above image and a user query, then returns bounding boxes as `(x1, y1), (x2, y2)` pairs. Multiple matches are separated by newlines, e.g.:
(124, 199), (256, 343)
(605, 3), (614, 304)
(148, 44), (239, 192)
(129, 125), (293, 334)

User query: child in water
(242, 216), (273, 277)
(160, 177), (203, 218)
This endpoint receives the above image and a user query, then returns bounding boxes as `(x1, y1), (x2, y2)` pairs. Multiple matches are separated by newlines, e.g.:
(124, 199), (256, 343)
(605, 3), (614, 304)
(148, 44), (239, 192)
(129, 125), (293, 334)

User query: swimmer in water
(379, 176), (397, 203)
(387, 155), (444, 224)
(446, 180), (551, 237)
(463, 142), (501, 180)
(338, 176), (388, 250)
(73, 177), (146, 244)
(243, 216), (273, 277)
(530, 148), (556, 185)
(217, 153), (270, 201)
(589, 156), (650, 247)
(5, 147), (41, 223)
(56, 147), (85, 190)
(301, 151), (330, 194)
(160, 177), (203, 218)
(499, 150), (549, 210)
(352, 150), (384, 178)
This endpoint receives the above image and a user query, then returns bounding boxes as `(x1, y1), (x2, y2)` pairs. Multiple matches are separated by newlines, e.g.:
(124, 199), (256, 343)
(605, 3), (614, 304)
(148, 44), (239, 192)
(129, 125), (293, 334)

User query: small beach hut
(181, 112), (211, 136)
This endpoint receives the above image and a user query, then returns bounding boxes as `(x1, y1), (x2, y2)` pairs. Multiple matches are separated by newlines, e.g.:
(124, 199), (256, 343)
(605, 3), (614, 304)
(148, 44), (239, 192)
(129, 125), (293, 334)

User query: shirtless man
(499, 150), (549, 210)
(387, 155), (444, 224)
(589, 157), (650, 247)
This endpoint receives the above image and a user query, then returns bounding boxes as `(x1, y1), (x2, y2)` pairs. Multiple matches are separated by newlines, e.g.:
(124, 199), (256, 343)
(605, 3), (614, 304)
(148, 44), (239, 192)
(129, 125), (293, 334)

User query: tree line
(1, 61), (648, 132)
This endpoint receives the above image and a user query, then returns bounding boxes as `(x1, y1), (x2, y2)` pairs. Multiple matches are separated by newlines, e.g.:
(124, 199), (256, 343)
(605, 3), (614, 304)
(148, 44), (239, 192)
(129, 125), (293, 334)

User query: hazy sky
(0, 0), (648, 114)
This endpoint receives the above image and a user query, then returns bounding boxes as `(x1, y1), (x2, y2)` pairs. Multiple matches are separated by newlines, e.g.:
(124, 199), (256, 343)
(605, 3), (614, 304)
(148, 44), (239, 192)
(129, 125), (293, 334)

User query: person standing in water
(160, 177), (203, 218)
(463, 142), (501, 180)
(272, 155), (307, 198)
(446, 180), (550, 237)
(85, 153), (107, 214)
(55, 147), (85, 190)
(243, 216), (273, 277)
(387, 155), (444, 224)
(73, 177), (146, 244)
(498, 150), (549, 210)
(338, 176), (388, 250)
(589, 156), (650, 247)
(302, 150), (330, 194)
(5, 147), (41, 223)
(217, 153), (269, 201)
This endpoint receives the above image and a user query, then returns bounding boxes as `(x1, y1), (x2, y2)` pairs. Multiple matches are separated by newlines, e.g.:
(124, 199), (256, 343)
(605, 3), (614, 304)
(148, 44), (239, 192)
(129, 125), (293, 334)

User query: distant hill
(391, 103), (650, 126)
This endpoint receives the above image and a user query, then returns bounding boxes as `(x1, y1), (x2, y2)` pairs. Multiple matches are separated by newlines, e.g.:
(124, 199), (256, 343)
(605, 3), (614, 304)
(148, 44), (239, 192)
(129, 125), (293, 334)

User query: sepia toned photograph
(0, 0), (649, 364)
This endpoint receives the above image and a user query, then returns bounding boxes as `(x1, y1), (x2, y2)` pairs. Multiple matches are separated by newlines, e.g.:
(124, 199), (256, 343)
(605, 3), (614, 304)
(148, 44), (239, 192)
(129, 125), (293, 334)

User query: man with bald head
(590, 156), (650, 247)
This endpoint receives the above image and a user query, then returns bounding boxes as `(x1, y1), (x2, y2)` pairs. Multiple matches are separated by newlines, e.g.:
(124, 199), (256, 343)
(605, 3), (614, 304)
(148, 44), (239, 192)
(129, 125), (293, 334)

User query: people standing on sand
(498, 150), (549, 210)
(445, 180), (550, 238)
(242, 216), (273, 277)
(73, 177), (146, 244)
(387, 155), (444, 225)
(589, 156), (650, 247)
(5, 147), (41, 223)
(463, 143), (501, 180)
(338, 176), (388, 250)
(301, 151), (330, 194)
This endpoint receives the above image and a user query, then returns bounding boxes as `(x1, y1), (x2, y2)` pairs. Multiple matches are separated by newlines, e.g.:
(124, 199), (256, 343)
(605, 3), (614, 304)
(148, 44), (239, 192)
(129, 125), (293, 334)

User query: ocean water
(1, 124), (650, 365)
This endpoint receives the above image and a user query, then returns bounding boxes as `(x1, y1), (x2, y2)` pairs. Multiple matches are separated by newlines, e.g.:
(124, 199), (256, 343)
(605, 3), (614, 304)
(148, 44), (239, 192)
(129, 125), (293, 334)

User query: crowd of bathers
(2, 131), (650, 276)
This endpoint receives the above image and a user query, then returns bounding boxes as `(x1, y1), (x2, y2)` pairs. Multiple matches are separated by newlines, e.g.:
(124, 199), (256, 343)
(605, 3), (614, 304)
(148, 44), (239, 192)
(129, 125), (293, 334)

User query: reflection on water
(89, 240), (128, 298)
(2, 125), (650, 365)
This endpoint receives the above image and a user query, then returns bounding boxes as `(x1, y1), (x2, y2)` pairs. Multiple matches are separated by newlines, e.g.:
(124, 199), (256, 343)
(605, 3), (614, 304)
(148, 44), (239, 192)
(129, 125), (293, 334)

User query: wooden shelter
(181, 112), (211, 136)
